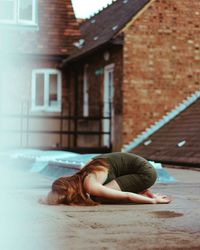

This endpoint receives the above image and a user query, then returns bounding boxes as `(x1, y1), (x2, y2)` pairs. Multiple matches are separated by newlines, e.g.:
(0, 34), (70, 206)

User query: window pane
(49, 74), (58, 107)
(18, 0), (33, 21)
(0, 0), (15, 21)
(35, 74), (44, 106)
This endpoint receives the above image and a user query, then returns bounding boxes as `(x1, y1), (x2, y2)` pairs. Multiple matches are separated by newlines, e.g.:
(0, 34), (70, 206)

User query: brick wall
(0, 0), (80, 55)
(65, 45), (123, 150)
(122, 0), (200, 145)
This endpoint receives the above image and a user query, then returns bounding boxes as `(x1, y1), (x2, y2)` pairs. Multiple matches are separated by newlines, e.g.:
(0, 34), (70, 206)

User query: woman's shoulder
(83, 168), (108, 189)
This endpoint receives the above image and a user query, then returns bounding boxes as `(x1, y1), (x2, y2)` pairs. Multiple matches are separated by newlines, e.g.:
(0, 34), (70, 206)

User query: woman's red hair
(40, 158), (109, 206)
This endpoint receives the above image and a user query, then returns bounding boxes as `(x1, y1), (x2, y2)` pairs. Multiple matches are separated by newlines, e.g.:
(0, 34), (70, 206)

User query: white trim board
(122, 91), (200, 152)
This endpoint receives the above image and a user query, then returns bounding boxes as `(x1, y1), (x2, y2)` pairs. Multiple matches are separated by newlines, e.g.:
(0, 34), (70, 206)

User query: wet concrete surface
(0, 160), (200, 250)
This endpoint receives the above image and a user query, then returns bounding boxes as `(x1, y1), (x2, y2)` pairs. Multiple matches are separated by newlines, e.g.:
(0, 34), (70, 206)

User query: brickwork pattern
(123, 0), (200, 145)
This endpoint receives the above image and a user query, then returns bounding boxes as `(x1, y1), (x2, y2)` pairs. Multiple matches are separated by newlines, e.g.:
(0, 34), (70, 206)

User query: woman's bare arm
(84, 174), (171, 204)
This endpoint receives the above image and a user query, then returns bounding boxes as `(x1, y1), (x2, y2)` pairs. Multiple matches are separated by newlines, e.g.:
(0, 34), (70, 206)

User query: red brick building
(122, 0), (199, 148)
(0, 0), (199, 153)
(62, 0), (199, 152)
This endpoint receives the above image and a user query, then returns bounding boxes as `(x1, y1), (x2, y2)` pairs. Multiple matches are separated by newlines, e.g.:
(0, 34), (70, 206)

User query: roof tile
(63, 0), (150, 64)
(132, 97), (200, 166)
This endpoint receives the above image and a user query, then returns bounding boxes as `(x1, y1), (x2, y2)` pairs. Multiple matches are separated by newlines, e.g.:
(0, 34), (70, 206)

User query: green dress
(93, 152), (157, 193)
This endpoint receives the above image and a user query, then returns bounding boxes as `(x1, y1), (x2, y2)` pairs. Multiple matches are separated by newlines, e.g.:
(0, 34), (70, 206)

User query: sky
(71, 0), (113, 18)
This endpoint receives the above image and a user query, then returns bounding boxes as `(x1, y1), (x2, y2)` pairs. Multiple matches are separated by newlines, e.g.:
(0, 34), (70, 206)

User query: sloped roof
(130, 92), (200, 167)
(62, 0), (150, 65)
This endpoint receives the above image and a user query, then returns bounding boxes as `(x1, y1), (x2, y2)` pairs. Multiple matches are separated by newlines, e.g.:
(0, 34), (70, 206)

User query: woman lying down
(40, 152), (171, 206)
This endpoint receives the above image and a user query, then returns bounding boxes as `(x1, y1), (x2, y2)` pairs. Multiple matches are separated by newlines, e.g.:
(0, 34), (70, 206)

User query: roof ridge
(62, 0), (150, 66)
(122, 90), (200, 152)
(80, 0), (118, 24)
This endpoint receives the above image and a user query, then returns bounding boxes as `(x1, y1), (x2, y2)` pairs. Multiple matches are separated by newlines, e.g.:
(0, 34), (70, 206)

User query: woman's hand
(140, 190), (172, 204)
(153, 195), (172, 204)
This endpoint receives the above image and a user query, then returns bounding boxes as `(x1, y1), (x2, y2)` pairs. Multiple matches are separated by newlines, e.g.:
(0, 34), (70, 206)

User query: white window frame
(83, 64), (89, 117)
(0, 0), (37, 25)
(31, 69), (62, 113)
(102, 63), (115, 147)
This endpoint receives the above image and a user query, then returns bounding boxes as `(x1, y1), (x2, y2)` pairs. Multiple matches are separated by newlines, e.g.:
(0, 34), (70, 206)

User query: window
(0, 0), (37, 25)
(32, 69), (62, 112)
(83, 64), (89, 117)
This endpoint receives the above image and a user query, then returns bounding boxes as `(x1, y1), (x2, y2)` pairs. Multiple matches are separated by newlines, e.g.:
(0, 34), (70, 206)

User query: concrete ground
(0, 160), (200, 250)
